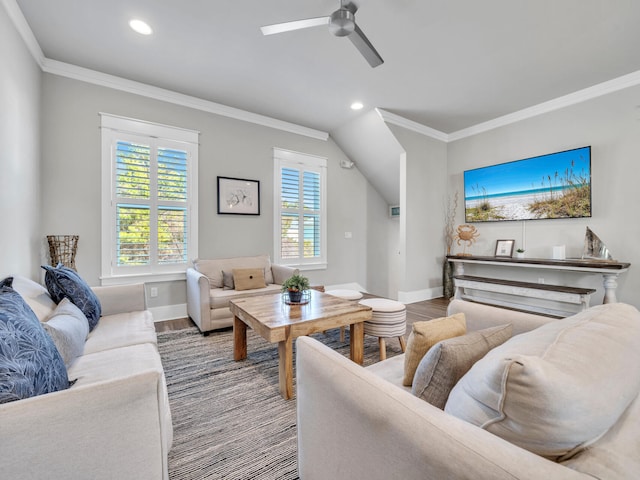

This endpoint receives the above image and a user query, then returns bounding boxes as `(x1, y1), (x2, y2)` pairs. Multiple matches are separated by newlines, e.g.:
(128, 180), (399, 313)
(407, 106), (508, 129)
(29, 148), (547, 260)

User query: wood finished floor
(154, 297), (450, 335)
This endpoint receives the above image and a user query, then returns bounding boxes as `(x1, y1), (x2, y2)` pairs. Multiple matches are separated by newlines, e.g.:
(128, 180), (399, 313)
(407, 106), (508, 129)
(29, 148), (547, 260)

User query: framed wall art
(494, 239), (515, 258)
(217, 176), (260, 215)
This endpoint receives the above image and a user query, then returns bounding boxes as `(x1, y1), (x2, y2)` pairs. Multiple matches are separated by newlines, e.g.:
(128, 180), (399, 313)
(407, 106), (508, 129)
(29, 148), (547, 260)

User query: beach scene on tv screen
(464, 146), (591, 222)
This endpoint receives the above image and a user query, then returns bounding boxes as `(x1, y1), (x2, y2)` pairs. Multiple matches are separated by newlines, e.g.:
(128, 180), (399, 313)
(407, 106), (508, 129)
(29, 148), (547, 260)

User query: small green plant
(281, 274), (310, 293)
(516, 248), (525, 253)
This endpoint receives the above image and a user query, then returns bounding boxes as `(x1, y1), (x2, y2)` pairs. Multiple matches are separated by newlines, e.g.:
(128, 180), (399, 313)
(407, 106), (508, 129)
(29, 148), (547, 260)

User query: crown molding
(2, 0), (44, 66)
(448, 69), (640, 141)
(379, 68), (640, 143)
(7, 0), (640, 144)
(42, 59), (329, 141)
(5, 0), (327, 141)
(375, 109), (449, 142)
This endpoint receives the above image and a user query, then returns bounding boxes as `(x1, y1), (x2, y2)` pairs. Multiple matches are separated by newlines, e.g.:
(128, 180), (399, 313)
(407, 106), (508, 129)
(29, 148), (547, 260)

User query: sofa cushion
(194, 254), (274, 288)
(365, 354), (411, 392)
(84, 310), (156, 355)
(233, 268), (266, 291)
(560, 392), (640, 478)
(445, 303), (640, 459)
(403, 313), (466, 386)
(42, 264), (102, 331)
(10, 275), (57, 321)
(67, 343), (173, 450)
(412, 324), (512, 409)
(209, 284), (282, 309)
(0, 277), (69, 404)
(42, 298), (89, 368)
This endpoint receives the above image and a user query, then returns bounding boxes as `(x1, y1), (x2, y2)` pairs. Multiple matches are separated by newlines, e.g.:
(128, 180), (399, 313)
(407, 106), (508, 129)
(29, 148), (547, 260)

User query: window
(100, 114), (198, 284)
(273, 148), (327, 269)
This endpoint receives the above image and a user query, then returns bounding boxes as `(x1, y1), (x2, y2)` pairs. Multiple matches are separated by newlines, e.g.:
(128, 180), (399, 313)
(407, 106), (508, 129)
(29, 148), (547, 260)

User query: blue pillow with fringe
(0, 277), (70, 404)
(42, 264), (101, 331)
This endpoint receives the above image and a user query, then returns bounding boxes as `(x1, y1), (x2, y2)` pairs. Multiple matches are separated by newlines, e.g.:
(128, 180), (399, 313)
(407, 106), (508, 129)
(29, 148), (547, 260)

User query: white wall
(38, 74), (386, 311)
(0, 5), (42, 279)
(447, 84), (640, 307)
(363, 181), (396, 297)
(389, 125), (448, 302)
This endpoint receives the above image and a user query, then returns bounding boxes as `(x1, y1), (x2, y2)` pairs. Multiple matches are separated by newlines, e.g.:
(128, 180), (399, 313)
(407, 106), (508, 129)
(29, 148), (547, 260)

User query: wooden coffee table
(230, 290), (372, 400)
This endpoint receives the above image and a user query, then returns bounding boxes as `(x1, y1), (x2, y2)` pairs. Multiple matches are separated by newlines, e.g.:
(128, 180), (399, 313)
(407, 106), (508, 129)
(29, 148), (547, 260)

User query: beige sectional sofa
(297, 299), (640, 479)
(0, 276), (172, 480)
(186, 254), (297, 333)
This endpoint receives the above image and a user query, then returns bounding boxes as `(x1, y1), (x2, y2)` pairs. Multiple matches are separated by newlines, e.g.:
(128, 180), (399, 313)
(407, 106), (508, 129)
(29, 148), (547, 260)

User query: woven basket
(47, 235), (79, 270)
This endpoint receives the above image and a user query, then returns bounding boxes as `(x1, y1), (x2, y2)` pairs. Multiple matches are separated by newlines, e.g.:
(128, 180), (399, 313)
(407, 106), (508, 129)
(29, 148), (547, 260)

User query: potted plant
(281, 273), (310, 303)
(515, 248), (526, 259)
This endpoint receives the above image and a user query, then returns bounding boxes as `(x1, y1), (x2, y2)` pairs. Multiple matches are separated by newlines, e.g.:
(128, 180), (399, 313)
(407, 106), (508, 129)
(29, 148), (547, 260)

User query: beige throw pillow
(402, 313), (466, 386)
(233, 268), (267, 291)
(412, 324), (512, 409)
(445, 303), (640, 460)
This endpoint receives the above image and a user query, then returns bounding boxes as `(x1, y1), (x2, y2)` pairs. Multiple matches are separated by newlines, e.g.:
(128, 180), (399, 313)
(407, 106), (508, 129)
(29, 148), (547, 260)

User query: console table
(447, 255), (630, 316)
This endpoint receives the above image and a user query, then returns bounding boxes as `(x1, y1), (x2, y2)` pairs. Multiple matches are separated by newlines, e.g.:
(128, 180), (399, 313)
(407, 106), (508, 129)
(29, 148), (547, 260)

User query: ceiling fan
(260, 1), (384, 68)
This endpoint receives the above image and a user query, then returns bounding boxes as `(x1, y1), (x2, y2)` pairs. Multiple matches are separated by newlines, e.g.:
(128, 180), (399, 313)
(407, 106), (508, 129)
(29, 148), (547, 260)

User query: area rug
(157, 326), (402, 480)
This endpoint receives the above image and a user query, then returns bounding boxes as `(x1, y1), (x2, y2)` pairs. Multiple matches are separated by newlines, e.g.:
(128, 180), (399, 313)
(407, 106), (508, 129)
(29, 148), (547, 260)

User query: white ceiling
(13, 0), (640, 135)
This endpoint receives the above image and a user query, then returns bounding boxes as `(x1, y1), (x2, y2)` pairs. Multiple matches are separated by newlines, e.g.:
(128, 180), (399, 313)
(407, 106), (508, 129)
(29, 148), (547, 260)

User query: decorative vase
(515, 252), (525, 259)
(288, 290), (303, 303)
(442, 258), (454, 299)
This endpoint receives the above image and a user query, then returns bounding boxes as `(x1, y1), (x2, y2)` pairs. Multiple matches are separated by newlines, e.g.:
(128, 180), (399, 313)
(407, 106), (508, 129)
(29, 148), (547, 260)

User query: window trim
(100, 113), (199, 285)
(273, 147), (327, 270)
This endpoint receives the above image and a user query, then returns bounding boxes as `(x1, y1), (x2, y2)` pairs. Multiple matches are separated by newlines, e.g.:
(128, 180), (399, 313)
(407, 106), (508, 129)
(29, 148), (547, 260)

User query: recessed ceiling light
(129, 19), (153, 35)
(350, 102), (364, 110)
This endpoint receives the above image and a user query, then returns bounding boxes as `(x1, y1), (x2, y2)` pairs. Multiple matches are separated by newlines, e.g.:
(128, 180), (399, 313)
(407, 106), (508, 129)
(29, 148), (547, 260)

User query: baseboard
(397, 287), (443, 304)
(324, 282), (367, 293)
(149, 303), (187, 323)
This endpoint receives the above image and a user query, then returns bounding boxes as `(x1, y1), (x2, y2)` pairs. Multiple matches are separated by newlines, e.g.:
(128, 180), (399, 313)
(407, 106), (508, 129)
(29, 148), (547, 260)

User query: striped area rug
(157, 326), (402, 480)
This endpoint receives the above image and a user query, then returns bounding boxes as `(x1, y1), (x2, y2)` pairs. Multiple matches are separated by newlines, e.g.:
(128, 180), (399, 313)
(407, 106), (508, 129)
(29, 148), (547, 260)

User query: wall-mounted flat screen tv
(464, 146), (591, 223)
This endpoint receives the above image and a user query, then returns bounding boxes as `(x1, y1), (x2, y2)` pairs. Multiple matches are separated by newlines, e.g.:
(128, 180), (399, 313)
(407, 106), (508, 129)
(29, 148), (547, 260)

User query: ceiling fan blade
(348, 24), (384, 67)
(261, 16), (329, 36)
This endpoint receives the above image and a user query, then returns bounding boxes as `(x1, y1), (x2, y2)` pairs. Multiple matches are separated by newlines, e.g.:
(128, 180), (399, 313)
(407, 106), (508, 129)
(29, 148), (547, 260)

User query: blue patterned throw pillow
(0, 277), (70, 404)
(42, 264), (101, 331)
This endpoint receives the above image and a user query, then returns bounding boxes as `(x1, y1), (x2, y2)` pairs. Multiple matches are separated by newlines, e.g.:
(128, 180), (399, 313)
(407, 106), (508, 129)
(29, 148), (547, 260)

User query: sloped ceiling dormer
(330, 109), (404, 206)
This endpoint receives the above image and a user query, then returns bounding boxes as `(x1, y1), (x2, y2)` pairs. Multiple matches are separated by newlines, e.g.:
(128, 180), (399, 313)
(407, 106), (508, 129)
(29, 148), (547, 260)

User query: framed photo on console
(494, 239), (515, 257)
(217, 176), (260, 215)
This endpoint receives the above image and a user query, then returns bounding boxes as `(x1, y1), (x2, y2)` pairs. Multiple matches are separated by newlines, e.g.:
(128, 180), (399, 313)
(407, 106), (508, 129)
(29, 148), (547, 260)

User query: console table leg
(453, 262), (464, 276)
(451, 262), (465, 300)
(602, 274), (619, 304)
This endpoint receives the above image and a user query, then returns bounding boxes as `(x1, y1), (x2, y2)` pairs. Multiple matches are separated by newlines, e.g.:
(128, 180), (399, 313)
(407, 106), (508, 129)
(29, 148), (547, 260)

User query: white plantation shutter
(115, 141), (151, 266)
(274, 148), (327, 269)
(156, 147), (188, 265)
(101, 114), (198, 283)
(303, 170), (321, 259)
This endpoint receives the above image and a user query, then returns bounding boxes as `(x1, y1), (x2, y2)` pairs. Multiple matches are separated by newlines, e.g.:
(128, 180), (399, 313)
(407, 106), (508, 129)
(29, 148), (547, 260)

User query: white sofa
(0, 276), (172, 480)
(296, 299), (640, 479)
(186, 254), (297, 333)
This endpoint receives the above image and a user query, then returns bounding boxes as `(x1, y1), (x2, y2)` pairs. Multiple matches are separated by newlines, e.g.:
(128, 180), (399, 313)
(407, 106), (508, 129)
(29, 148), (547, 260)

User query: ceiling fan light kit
(261, 1), (383, 68)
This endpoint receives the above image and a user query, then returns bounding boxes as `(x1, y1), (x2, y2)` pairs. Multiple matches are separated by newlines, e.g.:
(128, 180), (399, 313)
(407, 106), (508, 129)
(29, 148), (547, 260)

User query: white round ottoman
(359, 298), (407, 361)
(325, 289), (364, 301)
(326, 289), (364, 341)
